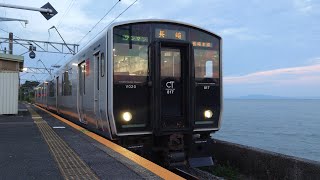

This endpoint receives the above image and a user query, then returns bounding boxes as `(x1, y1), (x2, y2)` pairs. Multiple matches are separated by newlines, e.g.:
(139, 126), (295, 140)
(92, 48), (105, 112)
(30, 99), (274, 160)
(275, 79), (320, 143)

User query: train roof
(109, 19), (221, 39)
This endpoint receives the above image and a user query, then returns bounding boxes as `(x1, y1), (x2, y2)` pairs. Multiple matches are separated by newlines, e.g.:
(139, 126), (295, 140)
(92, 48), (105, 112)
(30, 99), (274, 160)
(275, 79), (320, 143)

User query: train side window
(101, 53), (105, 77)
(79, 63), (86, 95)
(63, 71), (72, 96)
(61, 74), (64, 96)
(49, 81), (55, 97)
(94, 53), (100, 90)
(56, 77), (59, 97)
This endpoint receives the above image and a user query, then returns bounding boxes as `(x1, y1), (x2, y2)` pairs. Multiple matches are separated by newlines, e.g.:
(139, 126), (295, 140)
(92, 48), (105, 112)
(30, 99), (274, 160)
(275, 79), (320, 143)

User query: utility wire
(78, 0), (138, 52)
(56, 0), (76, 28)
(52, 54), (68, 67)
(0, 26), (22, 39)
(77, 0), (121, 44)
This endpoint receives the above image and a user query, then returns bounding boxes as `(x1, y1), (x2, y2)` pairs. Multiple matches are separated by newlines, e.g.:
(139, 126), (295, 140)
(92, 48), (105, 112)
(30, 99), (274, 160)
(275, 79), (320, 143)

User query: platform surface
(0, 103), (62, 179)
(0, 103), (175, 179)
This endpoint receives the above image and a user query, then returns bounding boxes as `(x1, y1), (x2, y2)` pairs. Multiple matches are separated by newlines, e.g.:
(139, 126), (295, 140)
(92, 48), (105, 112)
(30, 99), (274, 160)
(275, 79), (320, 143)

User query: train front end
(107, 20), (222, 167)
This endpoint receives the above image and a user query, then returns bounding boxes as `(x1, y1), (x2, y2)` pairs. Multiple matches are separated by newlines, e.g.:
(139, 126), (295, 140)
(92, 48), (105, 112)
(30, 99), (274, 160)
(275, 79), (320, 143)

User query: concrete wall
(209, 139), (320, 179)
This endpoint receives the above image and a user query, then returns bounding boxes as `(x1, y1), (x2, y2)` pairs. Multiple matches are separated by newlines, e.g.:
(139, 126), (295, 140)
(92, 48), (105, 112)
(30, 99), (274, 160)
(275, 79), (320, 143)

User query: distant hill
(225, 94), (320, 100)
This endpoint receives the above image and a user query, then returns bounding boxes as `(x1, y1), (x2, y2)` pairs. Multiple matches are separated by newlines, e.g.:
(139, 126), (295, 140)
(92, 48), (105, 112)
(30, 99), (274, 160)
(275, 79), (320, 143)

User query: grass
(199, 163), (240, 180)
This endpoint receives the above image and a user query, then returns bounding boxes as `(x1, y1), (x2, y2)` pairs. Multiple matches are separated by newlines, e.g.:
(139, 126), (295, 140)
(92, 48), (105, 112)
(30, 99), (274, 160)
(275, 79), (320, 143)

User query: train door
(94, 52), (102, 128)
(56, 76), (59, 113)
(151, 41), (194, 134)
(79, 62), (86, 123)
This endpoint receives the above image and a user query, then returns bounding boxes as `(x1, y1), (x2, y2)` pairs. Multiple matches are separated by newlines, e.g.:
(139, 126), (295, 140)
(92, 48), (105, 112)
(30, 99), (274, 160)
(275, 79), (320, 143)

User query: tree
(19, 81), (39, 102)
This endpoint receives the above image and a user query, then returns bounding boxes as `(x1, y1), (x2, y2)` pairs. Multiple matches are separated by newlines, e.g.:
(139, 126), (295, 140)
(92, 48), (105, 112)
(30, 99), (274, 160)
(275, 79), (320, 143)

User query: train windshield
(113, 24), (150, 83)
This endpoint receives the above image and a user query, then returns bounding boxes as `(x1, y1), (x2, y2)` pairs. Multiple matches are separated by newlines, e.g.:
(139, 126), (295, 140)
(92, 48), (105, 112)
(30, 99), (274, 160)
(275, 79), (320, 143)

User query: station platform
(0, 103), (183, 179)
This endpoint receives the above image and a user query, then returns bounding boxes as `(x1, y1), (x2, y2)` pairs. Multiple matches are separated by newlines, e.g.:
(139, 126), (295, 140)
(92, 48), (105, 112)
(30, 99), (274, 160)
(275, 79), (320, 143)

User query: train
(35, 19), (222, 168)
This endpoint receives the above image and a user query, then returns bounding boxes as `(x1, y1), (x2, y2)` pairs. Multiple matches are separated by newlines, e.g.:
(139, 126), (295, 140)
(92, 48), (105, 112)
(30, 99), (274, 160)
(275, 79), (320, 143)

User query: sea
(213, 99), (320, 162)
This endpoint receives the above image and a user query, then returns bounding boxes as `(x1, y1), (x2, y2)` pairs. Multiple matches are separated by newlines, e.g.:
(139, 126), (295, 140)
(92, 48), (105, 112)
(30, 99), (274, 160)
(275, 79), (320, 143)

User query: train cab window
(113, 44), (148, 83)
(194, 49), (219, 80)
(113, 23), (150, 83)
(190, 28), (220, 82)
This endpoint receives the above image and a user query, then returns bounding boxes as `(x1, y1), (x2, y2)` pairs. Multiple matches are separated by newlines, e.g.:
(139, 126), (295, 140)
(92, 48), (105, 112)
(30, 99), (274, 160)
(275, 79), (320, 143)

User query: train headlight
(204, 110), (213, 119)
(122, 112), (132, 122)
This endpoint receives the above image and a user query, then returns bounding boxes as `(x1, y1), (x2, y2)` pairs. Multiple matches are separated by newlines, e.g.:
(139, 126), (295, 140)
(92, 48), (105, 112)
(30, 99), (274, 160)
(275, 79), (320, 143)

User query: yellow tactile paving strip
(26, 105), (99, 180)
(34, 104), (185, 180)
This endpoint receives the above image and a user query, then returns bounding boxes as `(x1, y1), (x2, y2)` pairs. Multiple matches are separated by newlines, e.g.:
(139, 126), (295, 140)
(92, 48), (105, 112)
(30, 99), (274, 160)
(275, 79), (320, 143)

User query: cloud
(294, 0), (313, 13)
(219, 27), (270, 41)
(308, 57), (320, 64)
(224, 64), (320, 85)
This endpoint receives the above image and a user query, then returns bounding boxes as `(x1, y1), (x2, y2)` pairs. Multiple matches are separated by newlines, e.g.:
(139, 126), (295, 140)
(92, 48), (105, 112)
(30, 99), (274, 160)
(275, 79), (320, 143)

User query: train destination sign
(155, 28), (186, 40)
(192, 41), (213, 47)
(122, 35), (148, 42)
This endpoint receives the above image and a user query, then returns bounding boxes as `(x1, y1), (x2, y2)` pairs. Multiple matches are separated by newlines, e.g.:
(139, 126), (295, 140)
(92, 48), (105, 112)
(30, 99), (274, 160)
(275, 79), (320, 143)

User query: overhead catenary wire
(0, 26), (22, 39)
(0, 27), (53, 81)
(77, 0), (121, 45)
(78, 0), (138, 52)
(56, 0), (76, 29)
(52, 53), (69, 67)
(49, 0), (75, 43)
(50, 0), (112, 68)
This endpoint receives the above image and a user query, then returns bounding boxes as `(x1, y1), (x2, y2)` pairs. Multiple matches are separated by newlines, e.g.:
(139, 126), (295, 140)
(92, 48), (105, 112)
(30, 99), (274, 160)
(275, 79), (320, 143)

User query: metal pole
(9, 32), (13, 54)
(37, 59), (52, 76)
(49, 26), (75, 54)
(0, 17), (28, 24)
(0, 3), (53, 13)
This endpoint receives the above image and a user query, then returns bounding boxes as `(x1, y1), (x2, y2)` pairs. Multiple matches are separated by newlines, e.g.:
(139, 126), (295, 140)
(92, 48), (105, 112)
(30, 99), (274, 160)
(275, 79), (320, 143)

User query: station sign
(29, 51), (36, 59)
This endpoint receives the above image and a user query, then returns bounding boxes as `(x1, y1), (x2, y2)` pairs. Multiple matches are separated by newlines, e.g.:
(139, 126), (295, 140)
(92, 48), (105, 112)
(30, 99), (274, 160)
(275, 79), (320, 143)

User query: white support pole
(0, 3), (53, 13)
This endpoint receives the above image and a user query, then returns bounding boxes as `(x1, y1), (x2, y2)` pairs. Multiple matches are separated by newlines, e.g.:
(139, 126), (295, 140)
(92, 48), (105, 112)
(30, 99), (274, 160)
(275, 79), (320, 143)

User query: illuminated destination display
(192, 41), (212, 47)
(155, 28), (186, 40)
(122, 34), (148, 42)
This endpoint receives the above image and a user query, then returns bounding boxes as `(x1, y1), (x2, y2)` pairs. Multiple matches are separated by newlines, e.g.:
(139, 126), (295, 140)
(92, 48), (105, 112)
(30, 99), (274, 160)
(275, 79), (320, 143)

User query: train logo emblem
(165, 81), (175, 94)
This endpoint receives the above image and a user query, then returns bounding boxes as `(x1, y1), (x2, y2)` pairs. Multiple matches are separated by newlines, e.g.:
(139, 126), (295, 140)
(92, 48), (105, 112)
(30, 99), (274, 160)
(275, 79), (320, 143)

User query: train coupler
(165, 151), (187, 168)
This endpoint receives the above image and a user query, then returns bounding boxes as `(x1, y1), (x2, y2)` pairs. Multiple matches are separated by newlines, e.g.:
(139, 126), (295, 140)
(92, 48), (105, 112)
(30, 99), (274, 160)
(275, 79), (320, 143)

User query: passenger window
(49, 81), (55, 97)
(94, 53), (100, 90)
(62, 71), (72, 96)
(79, 63), (86, 95)
(101, 53), (105, 77)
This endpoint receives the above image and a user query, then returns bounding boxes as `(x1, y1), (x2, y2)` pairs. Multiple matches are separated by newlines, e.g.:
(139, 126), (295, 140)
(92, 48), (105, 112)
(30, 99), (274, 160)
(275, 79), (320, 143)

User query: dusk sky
(1, 0), (319, 97)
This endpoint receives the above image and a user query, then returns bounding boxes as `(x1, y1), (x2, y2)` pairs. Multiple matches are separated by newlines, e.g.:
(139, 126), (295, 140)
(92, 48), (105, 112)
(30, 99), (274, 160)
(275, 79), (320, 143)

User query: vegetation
(200, 163), (240, 180)
(19, 81), (39, 103)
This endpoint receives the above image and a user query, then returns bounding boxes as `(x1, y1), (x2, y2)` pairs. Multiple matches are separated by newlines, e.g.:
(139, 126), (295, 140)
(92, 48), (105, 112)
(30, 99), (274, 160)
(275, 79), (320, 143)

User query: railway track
(172, 168), (199, 180)
(172, 166), (222, 180)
